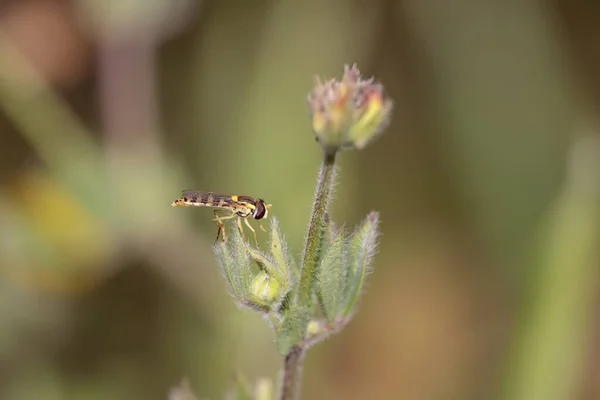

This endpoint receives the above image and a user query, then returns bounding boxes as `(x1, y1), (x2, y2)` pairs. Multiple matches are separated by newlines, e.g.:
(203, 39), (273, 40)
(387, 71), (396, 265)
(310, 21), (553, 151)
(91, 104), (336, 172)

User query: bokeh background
(1, 0), (600, 399)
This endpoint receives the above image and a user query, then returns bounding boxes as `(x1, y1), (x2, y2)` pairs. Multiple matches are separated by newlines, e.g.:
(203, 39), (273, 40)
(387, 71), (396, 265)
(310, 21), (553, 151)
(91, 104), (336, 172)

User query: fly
(171, 190), (271, 245)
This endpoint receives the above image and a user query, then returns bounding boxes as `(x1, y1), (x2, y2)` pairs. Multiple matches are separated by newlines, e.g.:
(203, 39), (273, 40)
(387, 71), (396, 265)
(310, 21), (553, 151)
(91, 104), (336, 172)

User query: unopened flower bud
(307, 64), (393, 154)
(251, 271), (283, 305)
(306, 320), (321, 336)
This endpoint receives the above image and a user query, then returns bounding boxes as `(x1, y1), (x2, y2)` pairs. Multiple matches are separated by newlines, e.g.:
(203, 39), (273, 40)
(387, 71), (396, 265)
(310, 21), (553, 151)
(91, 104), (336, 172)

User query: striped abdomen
(172, 190), (238, 208)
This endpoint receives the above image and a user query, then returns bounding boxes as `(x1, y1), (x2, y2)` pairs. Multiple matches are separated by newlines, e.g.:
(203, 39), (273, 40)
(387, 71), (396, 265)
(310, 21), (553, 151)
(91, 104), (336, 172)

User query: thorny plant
(170, 65), (393, 400)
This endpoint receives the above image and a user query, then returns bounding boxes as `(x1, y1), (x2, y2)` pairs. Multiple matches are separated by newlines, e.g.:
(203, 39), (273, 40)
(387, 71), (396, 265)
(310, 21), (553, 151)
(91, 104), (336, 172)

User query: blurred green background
(1, 0), (600, 399)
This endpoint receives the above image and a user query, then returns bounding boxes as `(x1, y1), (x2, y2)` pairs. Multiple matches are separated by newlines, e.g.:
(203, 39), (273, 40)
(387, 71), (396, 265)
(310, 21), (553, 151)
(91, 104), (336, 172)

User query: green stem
(298, 151), (337, 307)
(278, 152), (336, 400)
(278, 151), (337, 400)
(279, 345), (305, 400)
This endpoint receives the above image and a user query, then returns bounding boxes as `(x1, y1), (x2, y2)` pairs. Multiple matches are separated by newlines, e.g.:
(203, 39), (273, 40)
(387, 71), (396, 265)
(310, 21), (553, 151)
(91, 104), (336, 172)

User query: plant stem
(298, 151), (337, 307)
(279, 345), (305, 400)
(278, 152), (336, 400)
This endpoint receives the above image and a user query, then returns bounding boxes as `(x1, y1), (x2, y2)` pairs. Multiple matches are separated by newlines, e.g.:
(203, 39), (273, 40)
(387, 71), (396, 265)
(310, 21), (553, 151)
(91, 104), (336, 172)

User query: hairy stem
(279, 345), (305, 400)
(278, 152), (336, 400)
(298, 151), (337, 307)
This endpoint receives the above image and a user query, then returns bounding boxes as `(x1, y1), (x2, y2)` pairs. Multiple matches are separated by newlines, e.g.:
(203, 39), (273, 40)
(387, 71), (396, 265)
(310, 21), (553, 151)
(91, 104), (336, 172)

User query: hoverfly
(171, 190), (272, 245)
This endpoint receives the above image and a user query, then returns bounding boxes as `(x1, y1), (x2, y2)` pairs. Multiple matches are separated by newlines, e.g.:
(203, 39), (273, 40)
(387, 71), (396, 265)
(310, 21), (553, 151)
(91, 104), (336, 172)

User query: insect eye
(254, 200), (266, 219)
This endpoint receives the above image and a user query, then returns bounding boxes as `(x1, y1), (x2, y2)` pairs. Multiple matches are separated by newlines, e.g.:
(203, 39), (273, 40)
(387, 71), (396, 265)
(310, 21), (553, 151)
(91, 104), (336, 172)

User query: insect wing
(177, 190), (236, 208)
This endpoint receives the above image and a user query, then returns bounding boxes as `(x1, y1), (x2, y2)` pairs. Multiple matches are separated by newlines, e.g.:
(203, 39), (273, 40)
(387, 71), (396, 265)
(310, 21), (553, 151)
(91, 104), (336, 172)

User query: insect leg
(212, 210), (236, 243)
(244, 218), (259, 247)
(236, 217), (247, 241)
(215, 224), (224, 243)
(212, 210), (226, 243)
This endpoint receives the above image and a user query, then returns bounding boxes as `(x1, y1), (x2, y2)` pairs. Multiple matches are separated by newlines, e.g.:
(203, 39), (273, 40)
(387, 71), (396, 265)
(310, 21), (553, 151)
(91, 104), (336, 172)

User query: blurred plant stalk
(503, 134), (600, 400)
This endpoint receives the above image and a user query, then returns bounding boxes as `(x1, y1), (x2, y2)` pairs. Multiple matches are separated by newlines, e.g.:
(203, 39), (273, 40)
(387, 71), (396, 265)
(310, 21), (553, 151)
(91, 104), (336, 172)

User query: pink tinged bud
(307, 64), (393, 153)
(311, 111), (327, 136)
(347, 87), (393, 150)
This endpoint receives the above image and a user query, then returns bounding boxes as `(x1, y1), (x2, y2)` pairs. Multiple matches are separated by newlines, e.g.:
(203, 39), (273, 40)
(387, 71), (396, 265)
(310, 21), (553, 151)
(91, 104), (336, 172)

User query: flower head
(307, 64), (393, 154)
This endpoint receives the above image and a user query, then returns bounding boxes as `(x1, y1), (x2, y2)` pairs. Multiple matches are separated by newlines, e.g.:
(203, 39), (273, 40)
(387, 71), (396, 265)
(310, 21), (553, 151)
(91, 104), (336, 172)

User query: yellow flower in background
(0, 170), (111, 295)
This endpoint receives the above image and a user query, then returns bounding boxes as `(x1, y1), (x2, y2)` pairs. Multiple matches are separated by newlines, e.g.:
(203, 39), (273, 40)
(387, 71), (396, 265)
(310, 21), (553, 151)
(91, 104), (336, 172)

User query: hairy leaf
(318, 228), (345, 321)
(212, 227), (251, 301)
(249, 247), (288, 288)
(341, 211), (380, 317)
(269, 217), (293, 287)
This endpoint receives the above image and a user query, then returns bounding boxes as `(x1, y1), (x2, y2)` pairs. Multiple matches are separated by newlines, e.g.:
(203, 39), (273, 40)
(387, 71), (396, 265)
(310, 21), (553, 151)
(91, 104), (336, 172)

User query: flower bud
(307, 64), (393, 154)
(306, 320), (321, 336)
(346, 84), (393, 150)
(251, 271), (283, 305)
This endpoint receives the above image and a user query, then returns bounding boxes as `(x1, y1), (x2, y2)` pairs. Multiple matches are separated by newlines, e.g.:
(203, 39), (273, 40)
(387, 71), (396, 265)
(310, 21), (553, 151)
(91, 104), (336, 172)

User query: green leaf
(324, 211), (337, 245)
(275, 306), (310, 355)
(318, 228), (345, 321)
(288, 256), (300, 292)
(212, 227), (251, 301)
(341, 211), (380, 317)
(268, 217), (292, 286)
(249, 247), (288, 288)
